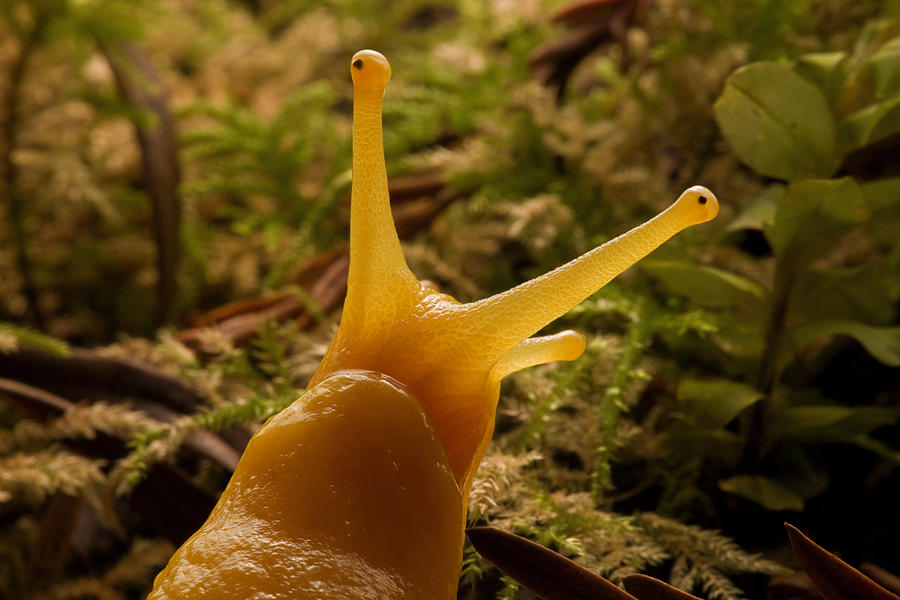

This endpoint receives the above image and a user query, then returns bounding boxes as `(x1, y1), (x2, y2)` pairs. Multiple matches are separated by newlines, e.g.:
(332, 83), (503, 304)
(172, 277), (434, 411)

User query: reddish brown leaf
(466, 526), (638, 600)
(622, 574), (704, 600)
(861, 565), (900, 597)
(188, 295), (290, 328)
(769, 572), (820, 600)
(786, 523), (899, 600)
(386, 172), (446, 203)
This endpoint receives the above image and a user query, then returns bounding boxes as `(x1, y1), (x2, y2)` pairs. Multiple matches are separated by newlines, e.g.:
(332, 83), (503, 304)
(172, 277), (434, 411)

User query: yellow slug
(148, 50), (718, 599)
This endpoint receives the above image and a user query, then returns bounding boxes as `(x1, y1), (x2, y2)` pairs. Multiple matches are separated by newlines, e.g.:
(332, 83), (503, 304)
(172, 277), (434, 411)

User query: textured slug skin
(148, 50), (718, 599)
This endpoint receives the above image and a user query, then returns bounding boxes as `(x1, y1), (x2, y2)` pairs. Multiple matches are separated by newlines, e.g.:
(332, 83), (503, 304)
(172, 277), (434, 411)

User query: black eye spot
(352, 59), (364, 70)
(698, 195), (708, 205)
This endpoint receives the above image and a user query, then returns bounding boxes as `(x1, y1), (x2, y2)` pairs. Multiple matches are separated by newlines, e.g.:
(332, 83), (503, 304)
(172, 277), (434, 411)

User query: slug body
(149, 50), (718, 599)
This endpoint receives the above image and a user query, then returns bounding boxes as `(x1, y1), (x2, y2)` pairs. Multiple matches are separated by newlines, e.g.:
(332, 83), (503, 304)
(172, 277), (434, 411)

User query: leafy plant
(646, 18), (900, 512)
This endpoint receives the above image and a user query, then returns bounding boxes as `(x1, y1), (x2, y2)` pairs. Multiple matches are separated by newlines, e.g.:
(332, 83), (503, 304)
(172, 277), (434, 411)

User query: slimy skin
(148, 50), (718, 599)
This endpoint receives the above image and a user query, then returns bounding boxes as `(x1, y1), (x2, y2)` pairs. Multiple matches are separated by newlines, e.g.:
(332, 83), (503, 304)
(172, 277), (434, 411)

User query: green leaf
(792, 267), (895, 325)
(728, 184), (783, 231)
(714, 62), (836, 181)
(0, 322), (69, 357)
(782, 318), (900, 367)
(861, 176), (900, 211)
(850, 435), (900, 466)
(795, 51), (848, 105)
(774, 405), (856, 434)
(719, 475), (805, 511)
(676, 379), (765, 429)
(862, 34), (900, 100)
(641, 260), (767, 314)
(838, 96), (900, 152)
(838, 24), (900, 115)
(772, 404), (898, 441)
(766, 177), (869, 263)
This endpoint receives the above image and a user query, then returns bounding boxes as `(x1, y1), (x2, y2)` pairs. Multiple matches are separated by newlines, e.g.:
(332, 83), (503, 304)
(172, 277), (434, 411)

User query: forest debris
(529, 0), (652, 93)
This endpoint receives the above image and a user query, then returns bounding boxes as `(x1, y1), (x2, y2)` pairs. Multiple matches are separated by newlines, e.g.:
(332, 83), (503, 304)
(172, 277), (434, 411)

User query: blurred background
(1, 0), (899, 598)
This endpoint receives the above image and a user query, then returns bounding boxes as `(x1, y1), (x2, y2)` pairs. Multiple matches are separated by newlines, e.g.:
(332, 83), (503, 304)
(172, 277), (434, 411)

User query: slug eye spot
(353, 59), (364, 69)
(698, 195), (708, 205)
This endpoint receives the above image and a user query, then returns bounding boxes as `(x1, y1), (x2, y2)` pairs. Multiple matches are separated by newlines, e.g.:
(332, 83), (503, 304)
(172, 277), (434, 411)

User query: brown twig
(0, 350), (247, 468)
(102, 42), (182, 326)
(0, 347), (206, 414)
(1, 24), (45, 329)
(0, 377), (72, 417)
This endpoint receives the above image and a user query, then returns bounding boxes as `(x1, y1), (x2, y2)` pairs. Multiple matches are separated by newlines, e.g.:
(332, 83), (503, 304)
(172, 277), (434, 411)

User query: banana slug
(148, 50), (718, 599)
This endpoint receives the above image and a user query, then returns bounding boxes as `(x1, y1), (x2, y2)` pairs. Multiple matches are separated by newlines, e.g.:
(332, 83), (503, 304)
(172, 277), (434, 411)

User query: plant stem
(592, 313), (648, 501)
(758, 258), (794, 395)
(742, 256), (795, 469)
(1, 27), (45, 330)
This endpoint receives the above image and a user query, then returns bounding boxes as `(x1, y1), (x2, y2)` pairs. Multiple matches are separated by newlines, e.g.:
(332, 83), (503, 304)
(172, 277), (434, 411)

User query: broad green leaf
(676, 379), (764, 429)
(838, 24), (900, 115)
(719, 475), (805, 511)
(863, 34), (900, 100)
(851, 435), (900, 466)
(795, 51), (848, 105)
(838, 97), (900, 152)
(772, 403), (899, 443)
(862, 176), (900, 211)
(792, 267), (895, 325)
(714, 62), (836, 181)
(766, 177), (869, 263)
(863, 176), (900, 248)
(774, 405), (856, 434)
(728, 184), (783, 231)
(641, 260), (767, 314)
(781, 318), (900, 368)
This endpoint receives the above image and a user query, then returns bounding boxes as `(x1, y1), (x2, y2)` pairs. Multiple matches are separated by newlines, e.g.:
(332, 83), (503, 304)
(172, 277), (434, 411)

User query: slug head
(309, 50), (718, 500)
(675, 185), (719, 224)
(350, 50), (392, 95)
